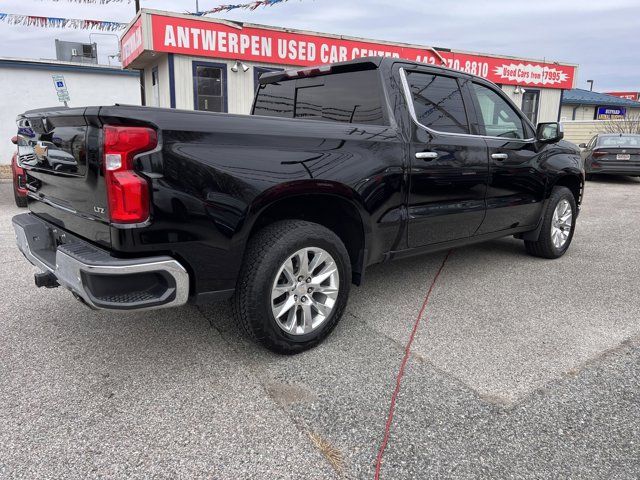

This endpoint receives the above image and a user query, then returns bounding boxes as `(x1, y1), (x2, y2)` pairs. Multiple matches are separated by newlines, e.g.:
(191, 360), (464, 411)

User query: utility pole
(196, 1), (199, 13)
(133, 0), (144, 105)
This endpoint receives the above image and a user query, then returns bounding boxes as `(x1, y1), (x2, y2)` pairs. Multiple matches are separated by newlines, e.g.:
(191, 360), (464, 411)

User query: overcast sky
(0, 0), (637, 91)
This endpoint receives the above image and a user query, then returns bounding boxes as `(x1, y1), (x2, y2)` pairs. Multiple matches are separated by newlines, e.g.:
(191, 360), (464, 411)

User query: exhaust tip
(34, 271), (59, 289)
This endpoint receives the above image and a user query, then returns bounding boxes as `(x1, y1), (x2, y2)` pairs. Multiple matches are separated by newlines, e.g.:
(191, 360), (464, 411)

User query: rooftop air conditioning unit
(55, 40), (98, 64)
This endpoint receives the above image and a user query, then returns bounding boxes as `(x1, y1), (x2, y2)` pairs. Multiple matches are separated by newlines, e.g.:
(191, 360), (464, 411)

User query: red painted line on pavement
(374, 249), (453, 480)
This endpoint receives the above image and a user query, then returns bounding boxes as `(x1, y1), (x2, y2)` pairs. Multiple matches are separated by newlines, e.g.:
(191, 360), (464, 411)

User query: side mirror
(578, 143), (587, 148)
(536, 122), (564, 143)
(11, 136), (17, 145)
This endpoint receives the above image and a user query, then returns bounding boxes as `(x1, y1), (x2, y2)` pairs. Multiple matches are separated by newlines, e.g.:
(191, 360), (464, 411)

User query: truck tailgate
(17, 107), (112, 248)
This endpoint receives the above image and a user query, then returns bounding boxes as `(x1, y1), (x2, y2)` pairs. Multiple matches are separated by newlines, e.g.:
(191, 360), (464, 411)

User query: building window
(192, 61), (227, 112)
(253, 66), (284, 92)
(521, 89), (540, 124)
(151, 66), (160, 107)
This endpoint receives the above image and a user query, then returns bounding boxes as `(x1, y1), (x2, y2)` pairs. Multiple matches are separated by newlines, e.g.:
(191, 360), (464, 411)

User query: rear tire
(233, 220), (351, 354)
(525, 186), (577, 259)
(585, 173), (593, 181)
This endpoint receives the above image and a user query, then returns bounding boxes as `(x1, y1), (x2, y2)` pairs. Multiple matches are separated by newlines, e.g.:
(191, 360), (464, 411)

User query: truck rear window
(253, 70), (386, 126)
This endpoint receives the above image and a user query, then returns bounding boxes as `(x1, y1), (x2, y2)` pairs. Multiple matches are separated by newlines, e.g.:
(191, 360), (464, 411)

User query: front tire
(233, 220), (351, 354)
(525, 186), (577, 259)
(13, 188), (27, 208)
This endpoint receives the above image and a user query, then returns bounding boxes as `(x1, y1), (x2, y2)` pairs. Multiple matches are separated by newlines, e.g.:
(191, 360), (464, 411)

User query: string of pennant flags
(0, 0), (292, 30)
(32, 0), (131, 3)
(28, 0), (288, 8)
(188, 0), (289, 16)
(0, 13), (126, 31)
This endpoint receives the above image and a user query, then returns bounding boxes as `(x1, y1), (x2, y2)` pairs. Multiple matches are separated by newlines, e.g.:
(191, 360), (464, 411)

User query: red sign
(605, 91), (640, 101)
(121, 17), (144, 68)
(145, 14), (575, 89)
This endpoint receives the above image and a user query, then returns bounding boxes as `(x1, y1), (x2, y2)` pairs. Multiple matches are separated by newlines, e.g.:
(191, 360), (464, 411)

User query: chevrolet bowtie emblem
(34, 142), (48, 160)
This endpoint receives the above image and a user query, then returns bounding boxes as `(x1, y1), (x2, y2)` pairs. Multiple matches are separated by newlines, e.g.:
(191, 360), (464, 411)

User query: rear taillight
(103, 125), (157, 224)
(592, 150), (607, 158)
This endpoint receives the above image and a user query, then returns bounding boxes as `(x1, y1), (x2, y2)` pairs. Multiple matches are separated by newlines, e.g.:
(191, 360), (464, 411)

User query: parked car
(10, 136), (27, 207)
(11, 57), (584, 353)
(579, 133), (640, 180)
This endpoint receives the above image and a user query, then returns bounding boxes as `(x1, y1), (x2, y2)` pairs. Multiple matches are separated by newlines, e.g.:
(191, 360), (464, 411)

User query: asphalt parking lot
(1, 177), (639, 479)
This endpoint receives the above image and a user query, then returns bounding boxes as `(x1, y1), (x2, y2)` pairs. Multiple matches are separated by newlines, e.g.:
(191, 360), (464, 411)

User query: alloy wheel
(270, 247), (340, 336)
(551, 199), (573, 249)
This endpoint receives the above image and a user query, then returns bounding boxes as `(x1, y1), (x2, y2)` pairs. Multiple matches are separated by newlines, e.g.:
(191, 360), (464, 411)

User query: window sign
(596, 106), (626, 120)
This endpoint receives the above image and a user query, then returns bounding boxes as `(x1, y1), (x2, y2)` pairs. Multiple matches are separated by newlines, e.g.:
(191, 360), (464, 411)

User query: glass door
(521, 89), (540, 124)
(193, 62), (227, 112)
(151, 66), (160, 107)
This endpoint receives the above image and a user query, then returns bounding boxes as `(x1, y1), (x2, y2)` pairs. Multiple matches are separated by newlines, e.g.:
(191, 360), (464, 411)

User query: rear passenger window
(405, 72), (470, 134)
(295, 85), (324, 120)
(471, 83), (525, 139)
(253, 69), (386, 125)
(253, 80), (295, 118)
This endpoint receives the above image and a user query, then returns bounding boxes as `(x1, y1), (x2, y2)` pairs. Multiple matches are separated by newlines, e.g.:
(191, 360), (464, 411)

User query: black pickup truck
(12, 57), (583, 353)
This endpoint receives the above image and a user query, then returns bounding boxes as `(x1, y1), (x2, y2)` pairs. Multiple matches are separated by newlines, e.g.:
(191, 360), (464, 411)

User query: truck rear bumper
(12, 213), (190, 311)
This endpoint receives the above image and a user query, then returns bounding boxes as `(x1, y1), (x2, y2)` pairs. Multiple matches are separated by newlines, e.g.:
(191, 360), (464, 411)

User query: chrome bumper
(12, 213), (190, 311)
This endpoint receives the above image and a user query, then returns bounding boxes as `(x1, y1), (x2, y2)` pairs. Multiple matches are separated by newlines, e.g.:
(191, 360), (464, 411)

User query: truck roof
(258, 56), (469, 85)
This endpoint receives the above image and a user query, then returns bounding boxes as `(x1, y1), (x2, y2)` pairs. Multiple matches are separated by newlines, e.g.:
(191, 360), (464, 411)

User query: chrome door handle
(491, 153), (508, 160)
(415, 151), (439, 160)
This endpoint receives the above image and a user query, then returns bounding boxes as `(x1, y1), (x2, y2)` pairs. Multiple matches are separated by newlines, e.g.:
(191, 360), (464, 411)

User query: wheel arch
(245, 183), (370, 285)
(549, 172), (584, 207)
(518, 171), (583, 243)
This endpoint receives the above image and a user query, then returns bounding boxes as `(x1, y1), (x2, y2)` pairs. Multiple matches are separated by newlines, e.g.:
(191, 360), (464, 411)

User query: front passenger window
(471, 83), (525, 139)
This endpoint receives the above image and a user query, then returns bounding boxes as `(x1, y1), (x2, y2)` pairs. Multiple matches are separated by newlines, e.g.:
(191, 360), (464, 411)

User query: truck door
(400, 68), (489, 247)
(466, 81), (546, 233)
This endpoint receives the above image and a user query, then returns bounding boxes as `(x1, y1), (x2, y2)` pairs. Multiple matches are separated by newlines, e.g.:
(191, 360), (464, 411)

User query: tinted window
(406, 72), (469, 134)
(253, 80), (295, 118)
(295, 85), (324, 120)
(472, 83), (525, 139)
(253, 69), (385, 125)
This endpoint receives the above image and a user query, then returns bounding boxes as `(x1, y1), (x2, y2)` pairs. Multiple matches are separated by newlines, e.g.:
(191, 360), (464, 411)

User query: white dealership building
(0, 57), (141, 173)
(120, 9), (578, 124)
